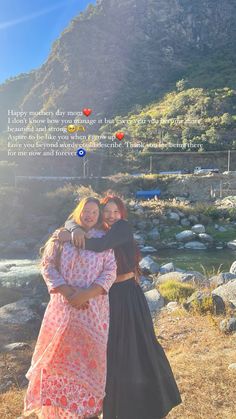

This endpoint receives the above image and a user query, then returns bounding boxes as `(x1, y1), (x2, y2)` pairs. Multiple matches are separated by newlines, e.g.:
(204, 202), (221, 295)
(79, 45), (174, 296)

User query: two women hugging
(23, 195), (181, 419)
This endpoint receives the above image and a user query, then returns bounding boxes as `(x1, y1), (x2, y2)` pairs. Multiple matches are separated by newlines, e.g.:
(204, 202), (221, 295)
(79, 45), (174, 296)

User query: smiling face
(102, 201), (121, 227)
(80, 202), (100, 231)
(67, 124), (77, 133)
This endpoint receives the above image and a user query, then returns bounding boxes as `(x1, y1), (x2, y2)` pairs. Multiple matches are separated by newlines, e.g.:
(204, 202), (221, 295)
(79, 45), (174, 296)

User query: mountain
(1, 0), (236, 134)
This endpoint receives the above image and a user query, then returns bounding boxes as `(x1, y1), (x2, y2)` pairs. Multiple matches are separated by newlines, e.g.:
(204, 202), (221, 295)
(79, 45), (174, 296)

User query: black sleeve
(85, 220), (133, 252)
(65, 218), (82, 232)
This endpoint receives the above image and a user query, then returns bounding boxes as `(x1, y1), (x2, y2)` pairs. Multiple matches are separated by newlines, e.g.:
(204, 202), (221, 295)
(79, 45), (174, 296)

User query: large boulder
(188, 215), (199, 224)
(140, 246), (157, 253)
(167, 212), (180, 222)
(175, 230), (196, 242)
(209, 273), (236, 288)
(198, 233), (214, 244)
(0, 261), (40, 288)
(180, 218), (191, 227)
(227, 240), (236, 250)
(139, 256), (159, 274)
(140, 276), (154, 292)
(159, 262), (175, 274)
(156, 271), (207, 287)
(0, 298), (41, 325)
(0, 287), (23, 308)
(0, 298), (43, 349)
(191, 224), (206, 234)
(145, 289), (164, 313)
(184, 241), (207, 250)
(148, 227), (160, 241)
(230, 261), (236, 274)
(212, 280), (236, 314)
(220, 318), (236, 333)
(133, 233), (146, 245)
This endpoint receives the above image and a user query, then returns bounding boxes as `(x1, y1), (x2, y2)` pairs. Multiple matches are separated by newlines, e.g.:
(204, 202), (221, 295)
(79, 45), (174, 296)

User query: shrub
(190, 295), (214, 315)
(158, 279), (196, 303)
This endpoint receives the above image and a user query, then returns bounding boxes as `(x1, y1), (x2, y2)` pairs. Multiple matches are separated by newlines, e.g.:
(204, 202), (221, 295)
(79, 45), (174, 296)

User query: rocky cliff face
(0, 0), (236, 131)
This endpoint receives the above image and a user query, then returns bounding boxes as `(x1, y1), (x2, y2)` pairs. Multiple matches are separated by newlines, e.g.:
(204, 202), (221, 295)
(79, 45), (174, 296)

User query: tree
(176, 79), (189, 92)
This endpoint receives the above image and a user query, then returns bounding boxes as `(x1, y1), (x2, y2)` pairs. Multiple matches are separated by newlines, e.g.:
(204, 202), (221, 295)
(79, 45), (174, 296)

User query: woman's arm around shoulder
(85, 219), (133, 252)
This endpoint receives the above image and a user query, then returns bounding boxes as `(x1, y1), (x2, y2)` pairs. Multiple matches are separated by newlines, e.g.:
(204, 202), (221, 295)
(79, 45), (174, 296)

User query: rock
(181, 271), (208, 286)
(212, 280), (236, 313)
(198, 233), (214, 243)
(145, 289), (164, 313)
(218, 226), (227, 232)
(152, 219), (160, 226)
(228, 363), (236, 370)
(136, 221), (148, 230)
(157, 270), (207, 287)
(191, 224), (205, 234)
(139, 256), (159, 274)
(0, 287), (23, 308)
(188, 215), (199, 224)
(3, 342), (31, 352)
(183, 291), (212, 311)
(168, 212), (180, 222)
(133, 233), (146, 245)
(180, 218), (191, 227)
(220, 318), (236, 333)
(209, 273), (236, 288)
(0, 261), (41, 288)
(175, 230), (196, 242)
(148, 227), (160, 241)
(166, 302), (179, 311)
(229, 300), (236, 309)
(175, 210), (185, 218)
(0, 298), (41, 325)
(227, 240), (236, 250)
(156, 271), (184, 284)
(184, 241), (207, 250)
(140, 246), (157, 253)
(134, 207), (144, 215)
(140, 276), (154, 292)
(159, 262), (175, 274)
(230, 261), (236, 274)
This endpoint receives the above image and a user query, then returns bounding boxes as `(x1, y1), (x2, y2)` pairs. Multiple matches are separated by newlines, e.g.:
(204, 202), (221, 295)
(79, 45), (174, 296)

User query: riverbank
(0, 308), (235, 419)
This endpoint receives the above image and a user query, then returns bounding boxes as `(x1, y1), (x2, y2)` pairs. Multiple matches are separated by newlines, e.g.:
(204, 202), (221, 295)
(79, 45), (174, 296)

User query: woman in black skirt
(60, 195), (181, 419)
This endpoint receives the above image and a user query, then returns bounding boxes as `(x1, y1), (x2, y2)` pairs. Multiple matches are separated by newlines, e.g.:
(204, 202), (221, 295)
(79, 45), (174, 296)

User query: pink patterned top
(24, 229), (117, 419)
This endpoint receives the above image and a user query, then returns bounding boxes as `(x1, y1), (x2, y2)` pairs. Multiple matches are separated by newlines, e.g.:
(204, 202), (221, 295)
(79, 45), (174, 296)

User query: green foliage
(190, 296), (214, 315)
(158, 279), (196, 303)
(176, 79), (189, 92)
(44, 184), (97, 221)
(201, 205), (222, 219)
(99, 87), (236, 151)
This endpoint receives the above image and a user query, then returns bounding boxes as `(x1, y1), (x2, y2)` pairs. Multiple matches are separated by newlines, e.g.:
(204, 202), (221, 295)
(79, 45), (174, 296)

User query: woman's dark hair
(101, 194), (141, 282)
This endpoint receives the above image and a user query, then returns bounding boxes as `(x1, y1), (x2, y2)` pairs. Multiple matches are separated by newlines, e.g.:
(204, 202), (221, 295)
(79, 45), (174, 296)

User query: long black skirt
(103, 279), (181, 419)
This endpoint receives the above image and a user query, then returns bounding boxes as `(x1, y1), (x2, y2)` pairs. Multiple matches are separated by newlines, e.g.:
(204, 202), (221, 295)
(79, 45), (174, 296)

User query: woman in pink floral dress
(23, 197), (117, 419)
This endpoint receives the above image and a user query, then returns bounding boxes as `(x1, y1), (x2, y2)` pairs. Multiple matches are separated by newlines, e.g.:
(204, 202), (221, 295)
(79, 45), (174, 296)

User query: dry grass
(154, 309), (236, 419)
(1, 310), (236, 419)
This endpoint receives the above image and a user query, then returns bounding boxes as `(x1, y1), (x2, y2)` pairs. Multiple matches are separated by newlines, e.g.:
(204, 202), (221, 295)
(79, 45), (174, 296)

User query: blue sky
(0, 0), (94, 84)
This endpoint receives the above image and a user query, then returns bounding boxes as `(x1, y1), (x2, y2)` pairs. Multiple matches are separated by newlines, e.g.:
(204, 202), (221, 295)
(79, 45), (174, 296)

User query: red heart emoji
(116, 132), (125, 141)
(83, 108), (92, 117)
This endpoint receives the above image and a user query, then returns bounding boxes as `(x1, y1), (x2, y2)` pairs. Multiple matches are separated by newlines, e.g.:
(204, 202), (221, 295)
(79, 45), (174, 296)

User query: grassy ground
(154, 310), (236, 419)
(0, 309), (236, 419)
